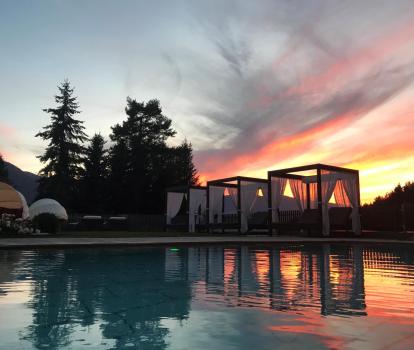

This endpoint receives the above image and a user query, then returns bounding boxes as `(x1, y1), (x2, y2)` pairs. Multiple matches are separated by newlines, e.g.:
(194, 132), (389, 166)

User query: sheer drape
(240, 182), (263, 232)
(166, 192), (185, 224)
(321, 171), (337, 236)
(271, 177), (287, 223)
(209, 186), (225, 223)
(290, 179), (307, 212)
(342, 175), (361, 235)
(188, 188), (206, 232)
(334, 180), (351, 207)
(309, 182), (318, 209)
(228, 188), (238, 208)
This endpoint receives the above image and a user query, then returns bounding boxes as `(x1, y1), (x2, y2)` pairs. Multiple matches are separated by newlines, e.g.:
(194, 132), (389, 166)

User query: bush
(0, 213), (34, 234)
(32, 213), (62, 234)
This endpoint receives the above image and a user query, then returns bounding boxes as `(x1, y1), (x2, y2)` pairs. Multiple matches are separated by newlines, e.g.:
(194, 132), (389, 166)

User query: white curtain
(188, 188), (207, 232)
(334, 180), (351, 207)
(321, 171), (338, 236)
(240, 182), (263, 233)
(223, 187), (238, 215)
(166, 192), (185, 224)
(309, 182), (318, 209)
(271, 177), (287, 223)
(209, 186), (225, 224)
(342, 175), (362, 235)
(228, 187), (238, 208)
(290, 179), (307, 212)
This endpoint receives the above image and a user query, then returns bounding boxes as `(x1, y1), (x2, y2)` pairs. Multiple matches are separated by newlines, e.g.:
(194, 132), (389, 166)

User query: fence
(278, 210), (302, 223)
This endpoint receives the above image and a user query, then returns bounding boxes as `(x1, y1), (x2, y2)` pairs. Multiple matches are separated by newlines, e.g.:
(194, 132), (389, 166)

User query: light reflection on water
(0, 244), (413, 349)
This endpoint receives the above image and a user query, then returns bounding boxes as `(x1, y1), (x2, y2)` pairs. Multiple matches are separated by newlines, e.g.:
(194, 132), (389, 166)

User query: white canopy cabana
(269, 164), (361, 236)
(207, 176), (268, 233)
(166, 186), (207, 232)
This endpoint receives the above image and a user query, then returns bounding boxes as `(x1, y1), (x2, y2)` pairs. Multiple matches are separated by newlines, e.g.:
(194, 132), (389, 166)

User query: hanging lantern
(256, 187), (264, 197)
(224, 187), (230, 196)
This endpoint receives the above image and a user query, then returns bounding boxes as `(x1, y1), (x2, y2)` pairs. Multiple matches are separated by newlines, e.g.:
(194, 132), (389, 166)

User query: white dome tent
(29, 198), (68, 221)
(0, 182), (26, 218)
(17, 191), (29, 219)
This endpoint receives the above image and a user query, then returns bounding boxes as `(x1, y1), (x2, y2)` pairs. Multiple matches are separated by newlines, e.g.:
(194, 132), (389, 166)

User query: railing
(278, 210), (302, 223)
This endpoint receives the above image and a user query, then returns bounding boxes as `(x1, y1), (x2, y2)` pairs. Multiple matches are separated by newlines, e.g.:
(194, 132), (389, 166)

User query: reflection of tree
(20, 248), (192, 350)
(0, 250), (24, 296)
(20, 251), (75, 349)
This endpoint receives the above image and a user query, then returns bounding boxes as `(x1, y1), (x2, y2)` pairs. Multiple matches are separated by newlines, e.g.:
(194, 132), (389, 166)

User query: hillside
(5, 162), (39, 204)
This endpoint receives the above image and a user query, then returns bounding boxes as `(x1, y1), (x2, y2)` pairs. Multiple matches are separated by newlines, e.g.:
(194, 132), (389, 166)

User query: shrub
(32, 213), (62, 234)
(0, 213), (34, 234)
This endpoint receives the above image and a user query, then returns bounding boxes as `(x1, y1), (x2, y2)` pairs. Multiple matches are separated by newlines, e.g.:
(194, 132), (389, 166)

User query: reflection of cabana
(207, 176), (268, 233)
(166, 186), (207, 232)
(268, 164), (361, 236)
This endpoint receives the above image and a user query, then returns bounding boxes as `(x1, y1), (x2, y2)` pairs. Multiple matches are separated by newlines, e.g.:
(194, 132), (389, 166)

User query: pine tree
(36, 80), (88, 209)
(80, 134), (108, 213)
(0, 154), (8, 183)
(109, 98), (176, 213)
(108, 139), (130, 213)
(174, 140), (199, 186)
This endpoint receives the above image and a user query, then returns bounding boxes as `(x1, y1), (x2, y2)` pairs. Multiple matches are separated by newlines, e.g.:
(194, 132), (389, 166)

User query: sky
(1, 0), (414, 203)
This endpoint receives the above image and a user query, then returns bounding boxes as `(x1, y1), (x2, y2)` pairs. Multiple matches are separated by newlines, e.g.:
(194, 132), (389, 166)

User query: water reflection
(0, 244), (413, 349)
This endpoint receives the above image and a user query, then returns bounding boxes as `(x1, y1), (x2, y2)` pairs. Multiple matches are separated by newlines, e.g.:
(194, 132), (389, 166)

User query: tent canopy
(207, 176), (268, 233)
(0, 182), (25, 217)
(269, 164), (361, 236)
(29, 198), (68, 221)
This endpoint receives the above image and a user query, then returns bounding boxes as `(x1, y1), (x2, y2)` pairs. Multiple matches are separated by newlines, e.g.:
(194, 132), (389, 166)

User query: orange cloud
(197, 17), (414, 203)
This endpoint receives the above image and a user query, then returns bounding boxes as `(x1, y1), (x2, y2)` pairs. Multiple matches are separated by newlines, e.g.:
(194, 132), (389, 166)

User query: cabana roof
(208, 176), (268, 186)
(269, 163), (358, 177)
(166, 185), (206, 193)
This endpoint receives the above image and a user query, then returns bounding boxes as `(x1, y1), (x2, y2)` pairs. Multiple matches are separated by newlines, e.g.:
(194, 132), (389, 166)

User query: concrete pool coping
(1, 235), (413, 248)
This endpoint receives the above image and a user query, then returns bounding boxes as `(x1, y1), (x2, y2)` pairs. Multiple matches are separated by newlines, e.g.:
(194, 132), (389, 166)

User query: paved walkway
(1, 235), (413, 248)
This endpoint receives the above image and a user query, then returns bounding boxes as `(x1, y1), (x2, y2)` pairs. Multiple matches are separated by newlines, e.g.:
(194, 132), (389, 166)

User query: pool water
(0, 244), (414, 349)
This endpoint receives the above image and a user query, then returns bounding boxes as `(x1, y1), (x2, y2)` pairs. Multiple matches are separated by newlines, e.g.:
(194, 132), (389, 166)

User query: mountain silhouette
(5, 161), (39, 204)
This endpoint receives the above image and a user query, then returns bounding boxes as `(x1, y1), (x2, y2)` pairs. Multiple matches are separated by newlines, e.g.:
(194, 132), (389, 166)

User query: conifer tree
(36, 80), (88, 209)
(80, 134), (108, 213)
(175, 140), (199, 186)
(109, 98), (176, 213)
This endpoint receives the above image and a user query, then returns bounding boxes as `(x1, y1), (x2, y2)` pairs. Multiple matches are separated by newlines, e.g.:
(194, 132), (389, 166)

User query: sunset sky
(1, 0), (414, 203)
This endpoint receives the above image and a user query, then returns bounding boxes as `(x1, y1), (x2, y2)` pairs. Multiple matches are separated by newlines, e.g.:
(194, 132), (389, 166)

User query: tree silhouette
(80, 134), (108, 213)
(36, 80), (88, 209)
(0, 154), (8, 183)
(109, 98), (177, 213)
(173, 140), (199, 186)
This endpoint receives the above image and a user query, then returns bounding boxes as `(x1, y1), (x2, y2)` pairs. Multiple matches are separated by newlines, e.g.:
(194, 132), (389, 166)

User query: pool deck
(1, 235), (413, 248)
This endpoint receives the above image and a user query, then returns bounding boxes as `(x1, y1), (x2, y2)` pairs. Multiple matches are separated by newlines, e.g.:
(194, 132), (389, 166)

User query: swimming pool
(0, 244), (413, 349)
